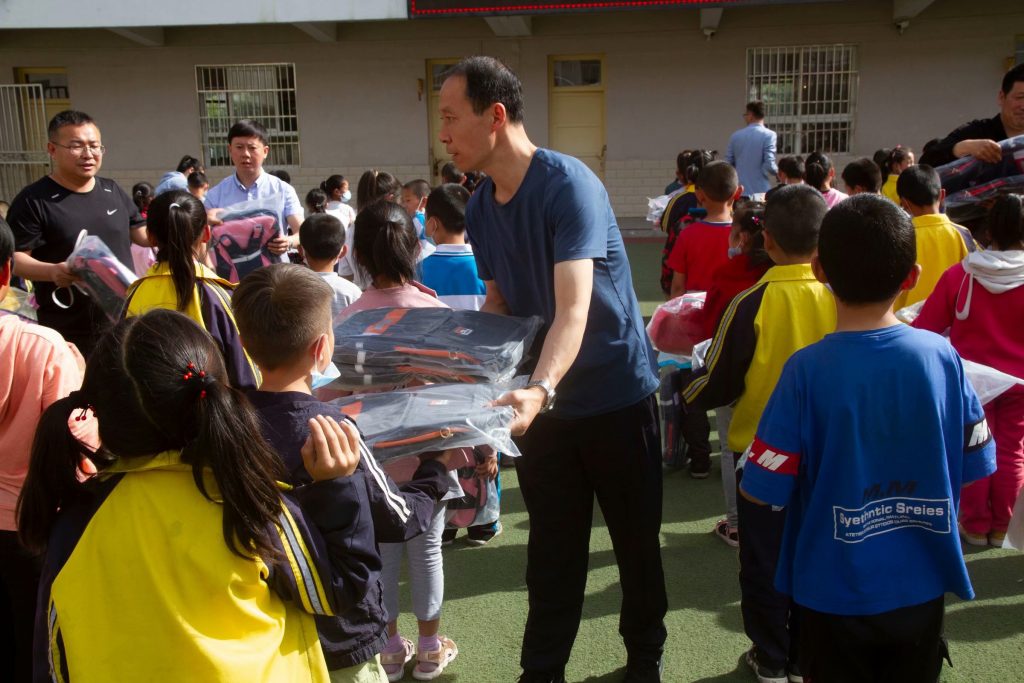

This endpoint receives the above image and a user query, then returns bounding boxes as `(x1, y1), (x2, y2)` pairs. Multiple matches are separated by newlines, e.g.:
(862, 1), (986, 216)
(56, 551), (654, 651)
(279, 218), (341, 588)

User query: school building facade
(0, 0), (1020, 218)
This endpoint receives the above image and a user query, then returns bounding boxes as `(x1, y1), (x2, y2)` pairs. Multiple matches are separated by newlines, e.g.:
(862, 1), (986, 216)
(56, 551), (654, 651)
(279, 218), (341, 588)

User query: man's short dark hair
(227, 119), (269, 145)
(233, 264), (333, 371)
(425, 183), (471, 234)
(778, 156), (805, 181)
(896, 164), (942, 207)
(696, 161), (738, 202)
(763, 184), (828, 256)
(746, 101), (766, 120)
(818, 195), (916, 304)
(1002, 62), (1024, 95)
(299, 213), (346, 262)
(841, 158), (883, 193)
(0, 217), (14, 267)
(47, 110), (95, 139)
(443, 56), (525, 124)
(176, 155), (202, 174)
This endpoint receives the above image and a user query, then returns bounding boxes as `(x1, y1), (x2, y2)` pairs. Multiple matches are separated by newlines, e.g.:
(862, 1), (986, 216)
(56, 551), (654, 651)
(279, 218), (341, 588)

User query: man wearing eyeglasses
(7, 109), (148, 356)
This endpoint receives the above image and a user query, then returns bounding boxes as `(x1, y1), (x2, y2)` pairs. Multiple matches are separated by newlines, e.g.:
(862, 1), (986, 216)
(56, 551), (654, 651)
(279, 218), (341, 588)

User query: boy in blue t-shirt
(740, 195), (996, 682)
(420, 183), (486, 312)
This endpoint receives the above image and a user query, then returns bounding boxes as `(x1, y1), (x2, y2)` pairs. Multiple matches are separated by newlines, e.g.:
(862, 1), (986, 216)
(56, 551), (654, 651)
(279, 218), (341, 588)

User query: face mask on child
(311, 359), (341, 389)
(341, 190), (352, 204)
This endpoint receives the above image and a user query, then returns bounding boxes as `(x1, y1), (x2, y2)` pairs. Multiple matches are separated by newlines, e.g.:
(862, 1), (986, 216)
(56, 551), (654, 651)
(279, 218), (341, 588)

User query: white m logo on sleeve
(756, 449), (789, 471)
(968, 419), (991, 449)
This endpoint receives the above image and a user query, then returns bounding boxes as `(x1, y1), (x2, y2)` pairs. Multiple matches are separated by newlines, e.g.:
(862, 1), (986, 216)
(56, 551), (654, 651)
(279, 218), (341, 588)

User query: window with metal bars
(195, 63), (300, 168)
(746, 45), (858, 155)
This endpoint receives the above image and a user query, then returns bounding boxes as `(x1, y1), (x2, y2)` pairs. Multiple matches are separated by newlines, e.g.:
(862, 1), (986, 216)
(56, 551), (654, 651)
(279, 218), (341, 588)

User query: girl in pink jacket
(914, 194), (1024, 547)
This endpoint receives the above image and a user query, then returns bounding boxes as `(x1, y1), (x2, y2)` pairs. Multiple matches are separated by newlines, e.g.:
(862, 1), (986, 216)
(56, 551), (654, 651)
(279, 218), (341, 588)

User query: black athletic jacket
(248, 389), (450, 670)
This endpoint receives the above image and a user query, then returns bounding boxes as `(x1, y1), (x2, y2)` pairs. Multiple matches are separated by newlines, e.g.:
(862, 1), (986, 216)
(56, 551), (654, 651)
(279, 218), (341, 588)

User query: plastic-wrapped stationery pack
(209, 194), (287, 283)
(331, 382), (521, 463)
(937, 135), (1024, 194)
(333, 307), (543, 388)
(55, 231), (137, 321)
(1, 287), (37, 321)
(646, 292), (706, 355)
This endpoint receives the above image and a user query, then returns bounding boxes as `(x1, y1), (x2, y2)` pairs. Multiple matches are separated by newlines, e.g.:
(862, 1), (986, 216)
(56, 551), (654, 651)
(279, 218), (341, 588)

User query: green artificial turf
(393, 461), (1024, 682)
(388, 237), (1024, 681)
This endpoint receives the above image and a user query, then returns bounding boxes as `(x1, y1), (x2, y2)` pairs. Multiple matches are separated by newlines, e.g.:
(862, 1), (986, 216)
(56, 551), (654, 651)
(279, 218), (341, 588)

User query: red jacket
(697, 253), (773, 341)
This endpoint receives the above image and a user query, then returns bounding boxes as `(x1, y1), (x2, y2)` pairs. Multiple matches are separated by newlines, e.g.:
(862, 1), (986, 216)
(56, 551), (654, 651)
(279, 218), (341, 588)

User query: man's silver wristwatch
(526, 378), (556, 413)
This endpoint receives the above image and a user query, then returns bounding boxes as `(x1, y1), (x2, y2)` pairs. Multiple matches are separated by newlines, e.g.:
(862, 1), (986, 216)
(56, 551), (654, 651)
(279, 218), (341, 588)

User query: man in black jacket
(920, 63), (1024, 167)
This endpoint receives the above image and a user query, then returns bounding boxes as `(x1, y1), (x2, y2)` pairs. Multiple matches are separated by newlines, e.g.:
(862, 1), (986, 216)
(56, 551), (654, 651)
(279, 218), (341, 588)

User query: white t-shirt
(314, 270), (363, 321)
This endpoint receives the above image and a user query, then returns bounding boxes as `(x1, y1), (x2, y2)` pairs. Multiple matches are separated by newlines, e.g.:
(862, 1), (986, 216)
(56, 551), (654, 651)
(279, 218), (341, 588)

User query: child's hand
(475, 453), (499, 480)
(301, 415), (361, 481)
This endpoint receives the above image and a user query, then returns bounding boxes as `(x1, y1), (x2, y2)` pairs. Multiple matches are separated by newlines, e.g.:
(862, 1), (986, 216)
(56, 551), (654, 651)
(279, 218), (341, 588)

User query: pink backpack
(447, 446), (500, 529)
(210, 212), (278, 283)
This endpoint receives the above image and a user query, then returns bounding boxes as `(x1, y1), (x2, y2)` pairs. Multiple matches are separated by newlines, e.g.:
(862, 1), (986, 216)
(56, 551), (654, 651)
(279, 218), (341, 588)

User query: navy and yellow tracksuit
(34, 451), (378, 682)
(125, 261), (259, 389)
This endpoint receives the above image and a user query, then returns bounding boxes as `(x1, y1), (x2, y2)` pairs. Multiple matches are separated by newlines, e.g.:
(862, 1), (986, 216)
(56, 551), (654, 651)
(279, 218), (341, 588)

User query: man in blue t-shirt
(740, 195), (996, 682)
(439, 57), (665, 683)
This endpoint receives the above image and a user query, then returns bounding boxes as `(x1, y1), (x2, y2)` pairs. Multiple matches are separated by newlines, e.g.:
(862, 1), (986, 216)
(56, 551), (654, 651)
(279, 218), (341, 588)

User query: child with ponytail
(17, 308), (379, 681)
(123, 190), (259, 389)
(805, 151), (848, 208)
(338, 200), (459, 681)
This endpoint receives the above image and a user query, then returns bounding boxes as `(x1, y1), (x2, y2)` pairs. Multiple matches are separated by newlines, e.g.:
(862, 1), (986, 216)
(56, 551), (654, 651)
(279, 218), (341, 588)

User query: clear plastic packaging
(331, 362), (514, 391)
(646, 292), (706, 355)
(0, 287), (37, 321)
(895, 301), (925, 325)
(331, 382), (522, 462)
(962, 359), (1024, 406)
(646, 193), (671, 225)
(1003, 488), (1024, 551)
(937, 135), (1024, 194)
(55, 231), (137, 321)
(333, 308), (542, 384)
(209, 208), (282, 283)
(945, 174), (1024, 226)
(446, 446), (500, 529)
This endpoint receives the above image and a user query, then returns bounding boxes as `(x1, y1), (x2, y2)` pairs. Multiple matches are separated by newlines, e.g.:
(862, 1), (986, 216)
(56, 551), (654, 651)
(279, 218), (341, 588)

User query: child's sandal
(382, 636), (415, 682)
(412, 635), (458, 681)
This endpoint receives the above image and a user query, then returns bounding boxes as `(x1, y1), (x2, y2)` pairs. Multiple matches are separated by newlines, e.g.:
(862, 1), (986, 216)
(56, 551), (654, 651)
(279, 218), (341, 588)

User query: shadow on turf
(690, 653), (747, 682)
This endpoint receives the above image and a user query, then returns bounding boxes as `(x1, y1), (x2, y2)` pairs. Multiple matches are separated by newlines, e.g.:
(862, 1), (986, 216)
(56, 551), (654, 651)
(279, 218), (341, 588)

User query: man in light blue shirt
(154, 155), (203, 197)
(205, 119), (303, 256)
(726, 101), (778, 197)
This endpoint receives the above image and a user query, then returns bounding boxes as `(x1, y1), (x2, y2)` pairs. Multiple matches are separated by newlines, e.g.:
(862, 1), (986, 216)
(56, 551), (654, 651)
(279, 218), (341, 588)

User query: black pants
(0, 531), (41, 683)
(736, 468), (796, 671)
(799, 597), (947, 683)
(515, 394), (667, 673)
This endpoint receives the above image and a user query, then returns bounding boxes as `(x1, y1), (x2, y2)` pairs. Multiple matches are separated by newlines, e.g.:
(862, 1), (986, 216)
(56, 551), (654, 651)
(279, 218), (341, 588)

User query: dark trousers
(736, 468), (797, 670)
(515, 394), (667, 673)
(0, 531), (41, 683)
(799, 597), (947, 683)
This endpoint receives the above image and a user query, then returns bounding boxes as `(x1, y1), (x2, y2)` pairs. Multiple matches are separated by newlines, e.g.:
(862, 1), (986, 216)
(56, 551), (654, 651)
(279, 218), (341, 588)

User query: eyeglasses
(51, 141), (106, 156)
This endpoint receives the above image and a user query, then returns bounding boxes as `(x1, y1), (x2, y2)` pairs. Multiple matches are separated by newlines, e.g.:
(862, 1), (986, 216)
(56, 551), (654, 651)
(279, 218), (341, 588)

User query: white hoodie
(956, 250), (1024, 320)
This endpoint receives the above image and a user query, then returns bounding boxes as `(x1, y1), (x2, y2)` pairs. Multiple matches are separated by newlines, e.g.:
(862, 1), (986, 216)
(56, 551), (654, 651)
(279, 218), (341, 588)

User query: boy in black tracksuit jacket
(248, 391), (450, 669)
(233, 263), (451, 676)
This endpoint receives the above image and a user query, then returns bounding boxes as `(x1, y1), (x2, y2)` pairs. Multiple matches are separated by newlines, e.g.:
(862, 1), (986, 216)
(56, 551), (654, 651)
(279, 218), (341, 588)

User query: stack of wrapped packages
(330, 307), (543, 529)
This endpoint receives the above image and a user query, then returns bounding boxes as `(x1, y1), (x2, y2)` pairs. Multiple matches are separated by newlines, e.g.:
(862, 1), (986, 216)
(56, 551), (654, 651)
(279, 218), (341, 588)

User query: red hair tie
(182, 362), (212, 400)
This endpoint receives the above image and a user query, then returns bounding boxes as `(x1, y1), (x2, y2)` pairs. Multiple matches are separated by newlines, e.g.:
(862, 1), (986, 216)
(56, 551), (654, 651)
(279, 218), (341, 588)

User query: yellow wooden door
(426, 59), (458, 185)
(548, 56), (606, 180)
